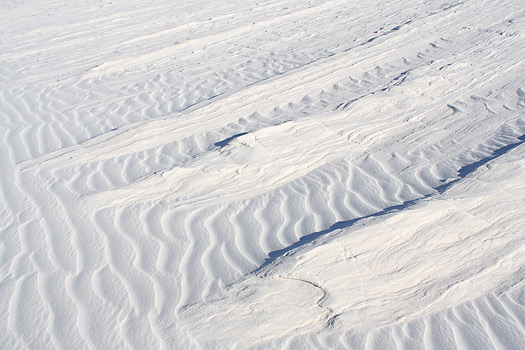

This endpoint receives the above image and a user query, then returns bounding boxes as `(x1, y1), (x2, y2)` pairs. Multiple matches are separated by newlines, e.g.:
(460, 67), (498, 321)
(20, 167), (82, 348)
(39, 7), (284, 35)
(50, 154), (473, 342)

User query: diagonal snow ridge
(254, 130), (525, 273)
(4, 0), (465, 163)
(180, 141), (525, 347)
(2, 0), (525, 349)
(74, 84), (525, 316)
(15, 35), (467, 202)
(18, 37), (449, 172)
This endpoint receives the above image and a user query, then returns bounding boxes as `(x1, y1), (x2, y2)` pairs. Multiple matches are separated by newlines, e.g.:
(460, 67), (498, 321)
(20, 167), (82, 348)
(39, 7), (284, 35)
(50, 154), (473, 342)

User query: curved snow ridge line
(90, 207), (167, 348)
(0, 102), (86, 348)
(1, 123), (106, 348)
(5, 171), (123, 348)
(180, 143), (525, 347)
(176, 207), (219, 309)
(6, 130), (175, 348)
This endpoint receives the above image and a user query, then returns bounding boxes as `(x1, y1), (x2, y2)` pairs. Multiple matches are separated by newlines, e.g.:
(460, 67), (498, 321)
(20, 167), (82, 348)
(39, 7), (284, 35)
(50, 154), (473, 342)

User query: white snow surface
(2, 0), (525, 349)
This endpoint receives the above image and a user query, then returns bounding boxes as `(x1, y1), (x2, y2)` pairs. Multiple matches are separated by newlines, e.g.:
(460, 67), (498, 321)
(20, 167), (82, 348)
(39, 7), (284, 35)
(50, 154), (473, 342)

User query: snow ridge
(1, 0), (525, 348)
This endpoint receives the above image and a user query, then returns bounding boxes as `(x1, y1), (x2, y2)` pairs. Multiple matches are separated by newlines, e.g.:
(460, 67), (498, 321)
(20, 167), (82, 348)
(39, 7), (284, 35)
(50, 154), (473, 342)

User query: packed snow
(1, 0), (525, 348)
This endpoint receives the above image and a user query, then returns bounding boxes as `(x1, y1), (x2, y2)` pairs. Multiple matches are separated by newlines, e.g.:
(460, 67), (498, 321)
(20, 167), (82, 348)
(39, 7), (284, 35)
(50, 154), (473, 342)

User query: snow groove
(2, 0), (525, 348)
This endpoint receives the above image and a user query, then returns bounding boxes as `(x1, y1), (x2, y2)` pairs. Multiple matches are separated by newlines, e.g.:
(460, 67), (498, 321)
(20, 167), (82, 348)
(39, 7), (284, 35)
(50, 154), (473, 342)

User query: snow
(1, 0), (525, 348)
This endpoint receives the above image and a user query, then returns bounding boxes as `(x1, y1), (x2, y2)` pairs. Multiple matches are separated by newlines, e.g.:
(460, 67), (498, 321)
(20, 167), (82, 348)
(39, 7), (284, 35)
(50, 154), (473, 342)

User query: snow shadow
(254, 134), (525, 274)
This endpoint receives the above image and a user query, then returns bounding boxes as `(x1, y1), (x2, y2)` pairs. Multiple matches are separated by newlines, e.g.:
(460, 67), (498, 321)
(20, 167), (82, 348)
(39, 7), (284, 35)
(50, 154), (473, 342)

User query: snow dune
(1, 0), (525, 348)
(182, 144), (525, 348)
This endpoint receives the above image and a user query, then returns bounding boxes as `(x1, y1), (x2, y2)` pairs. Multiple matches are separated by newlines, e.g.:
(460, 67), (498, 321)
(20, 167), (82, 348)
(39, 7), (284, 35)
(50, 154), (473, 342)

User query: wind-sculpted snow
(1, 0), (525, 349)
(182, 145), (525, 347)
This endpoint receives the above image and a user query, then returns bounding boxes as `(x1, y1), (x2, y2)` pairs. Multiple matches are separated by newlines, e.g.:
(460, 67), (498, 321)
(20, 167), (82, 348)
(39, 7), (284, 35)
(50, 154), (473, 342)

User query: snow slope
(1, 0), (525, 348)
